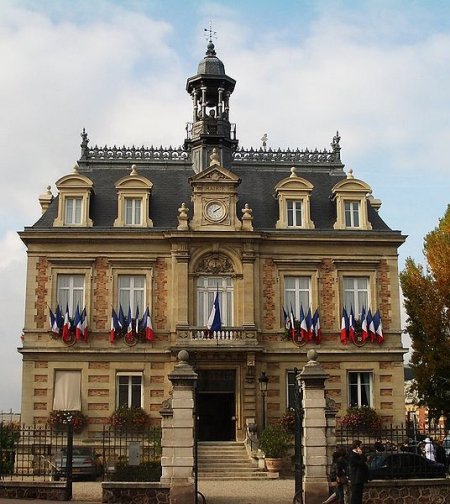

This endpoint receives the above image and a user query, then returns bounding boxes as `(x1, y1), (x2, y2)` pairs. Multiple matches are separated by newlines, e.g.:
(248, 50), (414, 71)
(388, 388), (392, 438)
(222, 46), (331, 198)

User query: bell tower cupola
(184, 37), (238, 173)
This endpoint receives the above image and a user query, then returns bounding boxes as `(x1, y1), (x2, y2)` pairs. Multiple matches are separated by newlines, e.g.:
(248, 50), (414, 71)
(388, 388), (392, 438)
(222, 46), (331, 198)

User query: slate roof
(31, 157), (392, 232)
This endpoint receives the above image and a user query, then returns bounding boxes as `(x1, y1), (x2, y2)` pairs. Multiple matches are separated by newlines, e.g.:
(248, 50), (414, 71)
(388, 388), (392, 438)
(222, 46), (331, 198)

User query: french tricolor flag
(207, 288), (222, 332)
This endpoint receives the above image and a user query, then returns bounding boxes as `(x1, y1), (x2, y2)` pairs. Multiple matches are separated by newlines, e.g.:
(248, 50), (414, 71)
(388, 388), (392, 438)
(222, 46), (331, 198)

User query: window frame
(117, 274), (146, 315)
(196, 276), (234, 327)
(342, 275), (370, 318)
(344, 200), (360, 228)
(286, 200), (303, 227)
(348, 371), (373, 408)
(64, 197), (83, 225)
(53, 369), (82, 411)
(284, 276), (311, 315)
(56, 273), (85, 317)
(124, 197), (143, 226)
(116, 372), (143, 408)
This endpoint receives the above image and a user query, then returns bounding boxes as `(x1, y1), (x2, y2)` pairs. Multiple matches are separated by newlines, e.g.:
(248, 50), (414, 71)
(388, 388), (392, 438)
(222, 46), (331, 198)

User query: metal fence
(101, 425), (162, 480)
(0, 422), (70, 482)
(335, 424), (450, 479)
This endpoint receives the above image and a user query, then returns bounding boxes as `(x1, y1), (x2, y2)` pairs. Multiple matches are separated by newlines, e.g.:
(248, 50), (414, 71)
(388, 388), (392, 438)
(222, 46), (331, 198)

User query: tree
(400, 205), (450, 428)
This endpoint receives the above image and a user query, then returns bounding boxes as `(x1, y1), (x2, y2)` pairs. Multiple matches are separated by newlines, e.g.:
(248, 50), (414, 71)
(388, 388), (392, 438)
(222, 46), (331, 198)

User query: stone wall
(0, 481), (67, 500)
(102, 482), (170, 504)
(364, 479), (450, 504)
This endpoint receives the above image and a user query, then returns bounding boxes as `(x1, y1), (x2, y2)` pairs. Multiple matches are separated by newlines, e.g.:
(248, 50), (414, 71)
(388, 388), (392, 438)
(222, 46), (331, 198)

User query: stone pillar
(299, 349), (329, 504)
(160, 350), (197, 504)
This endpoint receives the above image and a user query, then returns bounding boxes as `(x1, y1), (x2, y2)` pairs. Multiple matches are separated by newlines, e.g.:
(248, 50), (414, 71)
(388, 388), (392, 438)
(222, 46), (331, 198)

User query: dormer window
(275, 168), (314, 229)
(64, 197), (83, 225)
(53, 168), (93, 227)
(287, 200), (303, 227)
(344, 201), (360, 228)
(332, 169), (372, 230)
(114, 165), (153, 228)
(125, 198), (142, 226)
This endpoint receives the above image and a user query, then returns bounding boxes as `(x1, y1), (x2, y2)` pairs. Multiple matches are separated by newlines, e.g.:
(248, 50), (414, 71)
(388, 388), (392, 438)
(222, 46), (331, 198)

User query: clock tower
(188, 148), (242, 231)
(184, 39), (238, 173)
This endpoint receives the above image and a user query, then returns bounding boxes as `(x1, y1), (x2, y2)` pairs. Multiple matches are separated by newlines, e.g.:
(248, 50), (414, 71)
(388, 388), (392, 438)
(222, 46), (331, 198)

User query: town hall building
(19, 39), (406, 442)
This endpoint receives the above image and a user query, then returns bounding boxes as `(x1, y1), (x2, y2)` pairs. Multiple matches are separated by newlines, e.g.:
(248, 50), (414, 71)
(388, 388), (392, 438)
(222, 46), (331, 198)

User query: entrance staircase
(197, 442), (273, 480)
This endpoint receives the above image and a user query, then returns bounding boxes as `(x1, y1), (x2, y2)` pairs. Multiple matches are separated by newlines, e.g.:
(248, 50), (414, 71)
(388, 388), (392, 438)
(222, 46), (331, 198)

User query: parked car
(53, 446), (102, 481)
(369, 452), (446, 480)
(443, 436), (450, 457)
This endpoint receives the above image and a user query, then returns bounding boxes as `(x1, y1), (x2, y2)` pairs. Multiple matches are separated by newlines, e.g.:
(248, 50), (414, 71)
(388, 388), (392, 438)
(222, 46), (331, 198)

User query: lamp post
(258, 371), (269, 431)
(293, 367), (304, 504)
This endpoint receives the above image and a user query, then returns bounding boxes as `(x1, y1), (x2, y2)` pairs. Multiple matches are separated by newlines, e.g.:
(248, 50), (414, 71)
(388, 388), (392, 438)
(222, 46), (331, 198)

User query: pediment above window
(331, 169), (372, 230)
(53, 168), (93, 227)
(275, 167), (315, 229)
(114, 165), (153, 227)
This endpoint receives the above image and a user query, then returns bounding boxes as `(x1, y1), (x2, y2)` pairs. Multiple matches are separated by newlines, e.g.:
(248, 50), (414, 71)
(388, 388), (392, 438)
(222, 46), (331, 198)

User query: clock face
(205, 201), (226, 222)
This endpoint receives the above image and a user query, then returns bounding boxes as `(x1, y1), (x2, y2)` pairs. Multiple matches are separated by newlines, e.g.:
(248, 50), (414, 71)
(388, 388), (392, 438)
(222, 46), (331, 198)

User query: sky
(1, 0), (449, 412)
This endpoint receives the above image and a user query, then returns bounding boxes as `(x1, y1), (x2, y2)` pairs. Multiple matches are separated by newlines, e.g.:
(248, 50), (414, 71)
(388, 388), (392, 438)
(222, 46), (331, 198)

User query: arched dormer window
(331, 169), (372, 230)
(114, 165), (153, 228)
(275, 167), (315, 229)
(53, 167), (93, 227)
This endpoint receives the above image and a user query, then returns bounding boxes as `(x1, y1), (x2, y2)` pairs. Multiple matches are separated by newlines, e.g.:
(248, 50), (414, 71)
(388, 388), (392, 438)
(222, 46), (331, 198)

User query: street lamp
(258, 371), (269, 431)
(293, 367), (304, 504)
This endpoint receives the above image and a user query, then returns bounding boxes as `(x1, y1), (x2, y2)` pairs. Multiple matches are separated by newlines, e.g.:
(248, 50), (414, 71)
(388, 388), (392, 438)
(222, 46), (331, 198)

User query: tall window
(343, 276), (369, 317)
(53, 370), (81, 411)
(286, 370), (298, 410)
(64, 197), (83, 225)
(57, 274), (84, 316)
(344, 201), (360, 227)
(287, 200), (302, 227)
(117, 373), (142, 408)
(348, 371), (372, 407)
(124, 198), (142, 225)
(118, 275), (145, 314)
(284, 276), (311, 315)
(197, 276), (233, 326)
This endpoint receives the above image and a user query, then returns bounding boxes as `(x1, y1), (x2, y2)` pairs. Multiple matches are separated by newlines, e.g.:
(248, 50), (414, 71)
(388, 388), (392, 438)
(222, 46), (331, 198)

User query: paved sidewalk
(1, 478), (297, 504)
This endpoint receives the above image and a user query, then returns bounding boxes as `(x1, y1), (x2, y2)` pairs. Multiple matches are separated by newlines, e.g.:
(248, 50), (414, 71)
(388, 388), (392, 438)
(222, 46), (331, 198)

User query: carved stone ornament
(195, 253), (234, 274)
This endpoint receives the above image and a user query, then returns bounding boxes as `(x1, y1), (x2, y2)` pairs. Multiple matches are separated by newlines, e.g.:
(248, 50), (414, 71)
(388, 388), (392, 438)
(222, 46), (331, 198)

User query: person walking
(323, 448), (348, 504)
(424, 437), (436, 461)
(348, 440), (369, 504)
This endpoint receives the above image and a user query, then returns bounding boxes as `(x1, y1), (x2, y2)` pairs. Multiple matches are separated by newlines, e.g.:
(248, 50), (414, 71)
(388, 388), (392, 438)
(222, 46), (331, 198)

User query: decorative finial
(290, 166), (297, 178)
(347, 168), (354, 179)
(204, 21), (217, 55)
(210, 148), (220, 166)
(73, 163), (79, 174)
(80, 128), (89, 160)
(331, 131), (341, 162)
(130, 164), (138, 175)
(177, 202), (189, 231)
(241, 203), (254, 231)
(261, 133), (268, 150)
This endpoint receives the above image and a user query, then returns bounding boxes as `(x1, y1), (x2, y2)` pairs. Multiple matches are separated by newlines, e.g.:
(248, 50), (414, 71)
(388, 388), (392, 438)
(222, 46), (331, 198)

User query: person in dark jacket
(323, 448), (348, 504)
(349, 440), (369, 504)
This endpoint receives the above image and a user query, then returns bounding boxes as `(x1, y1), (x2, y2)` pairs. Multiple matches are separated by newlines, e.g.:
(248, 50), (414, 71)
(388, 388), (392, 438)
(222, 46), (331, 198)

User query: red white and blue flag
(126, 306), (133, 338)
(282, 307), (290, 331)
(290, 306), (296, 340)
(348, 306), (356, 343)
(110, 308), (119, 343)
(49, 306), (61, 334)
(374, 310), (384, 344)
(140, 307), (155, 341)
(62, 304), (71, 342)
(312, 309), (321, 343)
(74, 305), (82, 341)
(80, 307), (88, 341)
(135, 306), (140, 333)
(360, 307), (368, 342)
(340, 308), (349, 344)
(367, 308), (376, 342)
(299, 306), (308, 341)
(207, 288), (222, 332)
(305, 308), (313, 342)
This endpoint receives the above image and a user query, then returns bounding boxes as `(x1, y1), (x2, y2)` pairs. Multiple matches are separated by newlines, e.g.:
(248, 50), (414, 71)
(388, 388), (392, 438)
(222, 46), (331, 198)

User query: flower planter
(265, 457), (283, 472)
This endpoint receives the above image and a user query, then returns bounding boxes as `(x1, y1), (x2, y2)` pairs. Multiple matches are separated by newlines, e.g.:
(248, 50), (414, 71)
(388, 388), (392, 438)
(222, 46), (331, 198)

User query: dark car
(53, 446), (102, 481)
(369, 452), (446, 480)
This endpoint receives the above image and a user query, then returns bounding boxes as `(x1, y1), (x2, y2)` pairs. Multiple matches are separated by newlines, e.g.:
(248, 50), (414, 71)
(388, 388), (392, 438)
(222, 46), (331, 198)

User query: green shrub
(110, 461), (162, 481)
(258, 423), (291, 458)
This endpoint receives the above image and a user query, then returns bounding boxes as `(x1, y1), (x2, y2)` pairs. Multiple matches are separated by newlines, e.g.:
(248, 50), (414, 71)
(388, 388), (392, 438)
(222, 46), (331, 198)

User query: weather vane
(204, 20), (217, 42)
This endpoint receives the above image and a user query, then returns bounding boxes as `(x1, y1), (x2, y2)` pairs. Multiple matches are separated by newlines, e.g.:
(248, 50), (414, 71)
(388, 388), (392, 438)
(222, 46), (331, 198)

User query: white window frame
(196, 276), (233, 326)
(284, 276), (311, 315)
(343, 276), (369, 318)
(64, 197), (83, 225)
(116, 372), (143, 408)
(57, 274), (85, 317)
(53, 370), (82, 411)
(124, 197), (142, 226)
(344, 200), (360, 228)
(287, 200), (303, 227)
(348, 371), (373, 408)
(118, 275), (145, 315)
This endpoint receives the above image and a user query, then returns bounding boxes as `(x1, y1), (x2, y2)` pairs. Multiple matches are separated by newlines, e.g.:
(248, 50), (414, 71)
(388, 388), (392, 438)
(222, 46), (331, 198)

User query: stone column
(299, 349), (329, 504)
(160, 350), (197, 504)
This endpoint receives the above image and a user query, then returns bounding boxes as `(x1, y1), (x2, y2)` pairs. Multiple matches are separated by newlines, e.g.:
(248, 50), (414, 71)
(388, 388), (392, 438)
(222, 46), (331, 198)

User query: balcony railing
(176, 327), (258, 346)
